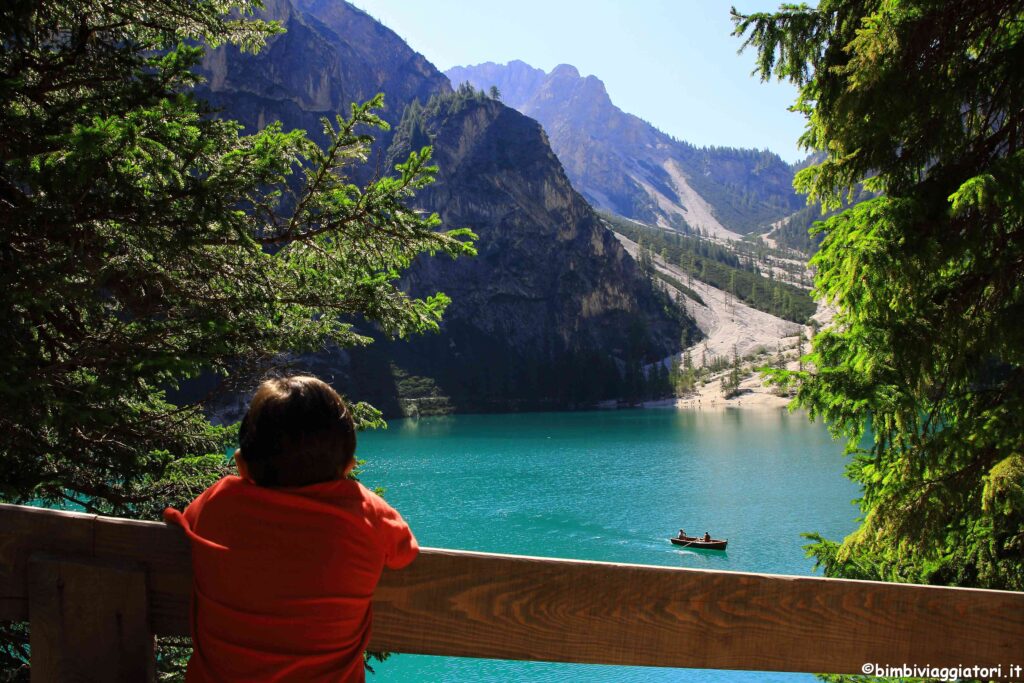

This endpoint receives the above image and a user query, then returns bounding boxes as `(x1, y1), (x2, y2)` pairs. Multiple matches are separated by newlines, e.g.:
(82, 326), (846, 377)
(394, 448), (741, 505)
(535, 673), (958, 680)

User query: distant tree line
(390, 83), (491, 156)
(667, 340), (794, 401)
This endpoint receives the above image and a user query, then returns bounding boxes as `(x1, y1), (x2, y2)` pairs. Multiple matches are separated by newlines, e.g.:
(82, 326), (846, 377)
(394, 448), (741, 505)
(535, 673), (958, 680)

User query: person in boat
(703, 531), (711, 542)
(678, 529), (687, 539)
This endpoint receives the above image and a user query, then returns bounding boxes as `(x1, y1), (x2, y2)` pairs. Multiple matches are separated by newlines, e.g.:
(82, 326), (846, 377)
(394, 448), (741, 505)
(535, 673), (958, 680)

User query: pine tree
(675, 348), (696, 396)
(737, 1), (1024, 590)
(0, 1), (476, 517)
(638, 246), (654, 279)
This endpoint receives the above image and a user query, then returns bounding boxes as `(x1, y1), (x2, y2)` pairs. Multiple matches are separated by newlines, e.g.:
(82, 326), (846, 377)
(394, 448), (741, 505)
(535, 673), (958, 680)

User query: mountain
(198, 1), (695, 415)
(198, 0), (450, 167)
(446, 60), (804, 238)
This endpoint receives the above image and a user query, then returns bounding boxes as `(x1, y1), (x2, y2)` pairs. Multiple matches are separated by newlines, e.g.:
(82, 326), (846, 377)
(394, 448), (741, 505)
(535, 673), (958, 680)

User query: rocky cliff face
(199, 2), (694, 414)
(447, 61), (804, 237)
(198, 0), (449, 159)
(370, 91), (694, 411)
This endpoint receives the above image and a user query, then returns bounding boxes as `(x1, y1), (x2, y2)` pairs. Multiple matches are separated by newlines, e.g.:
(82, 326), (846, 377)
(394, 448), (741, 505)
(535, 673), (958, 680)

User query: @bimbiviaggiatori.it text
(861, 663), (1022, 680)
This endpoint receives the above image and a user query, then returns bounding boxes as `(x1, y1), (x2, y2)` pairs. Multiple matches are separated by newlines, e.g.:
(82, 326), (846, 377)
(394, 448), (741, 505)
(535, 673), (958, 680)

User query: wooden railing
(1, 502), (1022, 681)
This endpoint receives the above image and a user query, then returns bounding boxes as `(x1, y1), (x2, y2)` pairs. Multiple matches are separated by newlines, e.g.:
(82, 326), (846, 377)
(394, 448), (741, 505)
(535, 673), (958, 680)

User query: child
(164, 376), (418, 682)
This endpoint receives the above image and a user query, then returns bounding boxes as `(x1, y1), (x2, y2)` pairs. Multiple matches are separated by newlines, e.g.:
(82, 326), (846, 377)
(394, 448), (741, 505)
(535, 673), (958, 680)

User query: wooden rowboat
(670, 534), (728, 551)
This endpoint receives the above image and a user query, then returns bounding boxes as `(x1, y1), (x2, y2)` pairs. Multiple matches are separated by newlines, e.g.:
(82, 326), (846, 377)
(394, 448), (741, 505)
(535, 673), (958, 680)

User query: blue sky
(348, 1), (808, 163)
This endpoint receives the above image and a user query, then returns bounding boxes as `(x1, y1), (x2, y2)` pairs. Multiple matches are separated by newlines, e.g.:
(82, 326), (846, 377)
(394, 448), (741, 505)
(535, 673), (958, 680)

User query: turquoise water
(358, 408), (860, 683)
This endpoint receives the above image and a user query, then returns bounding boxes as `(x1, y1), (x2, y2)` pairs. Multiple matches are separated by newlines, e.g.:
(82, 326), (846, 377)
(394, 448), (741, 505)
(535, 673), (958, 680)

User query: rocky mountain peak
(446, 60), (803, 237)
(550, 63), (581, 79)
(200, 0), (449, 141)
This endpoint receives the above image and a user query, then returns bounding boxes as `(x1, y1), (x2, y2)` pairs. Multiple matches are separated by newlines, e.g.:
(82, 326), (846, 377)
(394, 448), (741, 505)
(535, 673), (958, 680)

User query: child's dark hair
(238, 376), (356, 487)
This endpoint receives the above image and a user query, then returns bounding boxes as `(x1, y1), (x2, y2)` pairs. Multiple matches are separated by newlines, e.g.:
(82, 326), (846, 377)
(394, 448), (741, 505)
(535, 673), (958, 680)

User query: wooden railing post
(28, 554), (155, 683)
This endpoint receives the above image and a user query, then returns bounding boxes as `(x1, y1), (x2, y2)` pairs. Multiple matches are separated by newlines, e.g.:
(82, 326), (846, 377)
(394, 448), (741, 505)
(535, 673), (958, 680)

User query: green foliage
(603, 213), (816, 323)
(670, 348), (699, 396)
(0, 0), (475, 516)
(737, 1), (1024, 592)
(390, 363), (446, 400)
(1, 0), (478, 673)
(719, 348), (744, 399)
(773, 181), (875, 255)
(390, 83), (490, 156)
(773, 200), (831, 254)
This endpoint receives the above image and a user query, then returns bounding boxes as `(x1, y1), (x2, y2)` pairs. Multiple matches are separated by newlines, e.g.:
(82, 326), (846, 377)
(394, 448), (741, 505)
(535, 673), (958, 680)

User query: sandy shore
(673, 371), (794, 411)
(636, 365), (798, 411)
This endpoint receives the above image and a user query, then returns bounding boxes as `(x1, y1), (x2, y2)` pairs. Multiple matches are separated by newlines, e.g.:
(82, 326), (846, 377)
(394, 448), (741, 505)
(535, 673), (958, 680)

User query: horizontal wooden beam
(2, 503), (1022, 675)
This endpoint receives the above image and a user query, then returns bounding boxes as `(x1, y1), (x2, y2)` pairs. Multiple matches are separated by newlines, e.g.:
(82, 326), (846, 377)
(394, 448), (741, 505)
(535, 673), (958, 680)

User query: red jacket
(164, 475), (418, 682)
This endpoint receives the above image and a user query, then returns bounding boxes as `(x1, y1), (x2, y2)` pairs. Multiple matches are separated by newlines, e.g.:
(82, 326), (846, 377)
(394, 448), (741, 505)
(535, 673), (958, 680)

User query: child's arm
(375, 500), (419, 570)
(162, 477), (234, 550)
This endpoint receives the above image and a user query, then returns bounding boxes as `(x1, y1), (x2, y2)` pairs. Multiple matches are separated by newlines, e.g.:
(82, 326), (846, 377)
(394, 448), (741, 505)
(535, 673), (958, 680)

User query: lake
(357, 407), (859, 683)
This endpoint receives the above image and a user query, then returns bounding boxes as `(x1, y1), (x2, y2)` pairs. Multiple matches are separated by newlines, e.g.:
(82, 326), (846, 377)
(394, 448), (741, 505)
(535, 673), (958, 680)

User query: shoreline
(653, 369), (797, 412)
(640, 391), (795, 412)
(393, 371), (799, 420)
(671, 391), (793, 411)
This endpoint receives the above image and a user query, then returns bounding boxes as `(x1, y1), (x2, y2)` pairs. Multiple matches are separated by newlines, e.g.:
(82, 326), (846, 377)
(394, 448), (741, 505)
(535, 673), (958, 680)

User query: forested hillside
(603, 214), (816, 324)
(768, 185), (874, 254)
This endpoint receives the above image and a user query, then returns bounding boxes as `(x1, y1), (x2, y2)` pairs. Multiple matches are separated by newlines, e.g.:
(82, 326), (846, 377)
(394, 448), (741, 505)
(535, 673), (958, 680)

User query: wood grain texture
(92, 514), (192, 636)
(369, 548), (1024, 672)
(0, 504), (94, 622)
(29, 554), (154, 682)
(0, 504), (192, 634)
(2, 503), (1023, 675)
